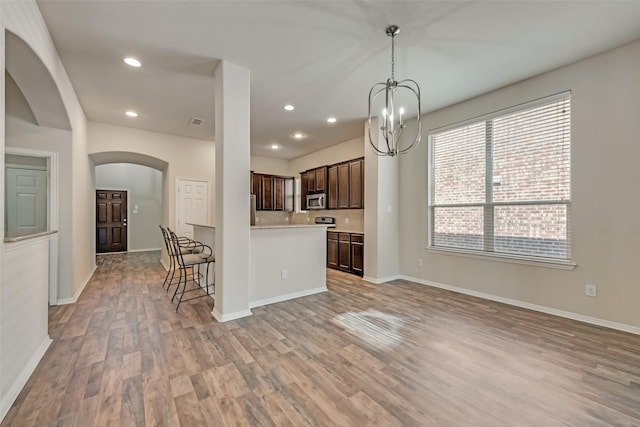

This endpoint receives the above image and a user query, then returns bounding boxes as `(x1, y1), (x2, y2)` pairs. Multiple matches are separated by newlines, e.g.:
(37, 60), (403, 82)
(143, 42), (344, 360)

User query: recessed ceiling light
(271, 144), (280, 150)
(125, 111), (138, 118)
(293, 132), (303, 139)
(327, 117), (337, 123)
(284, 104), (295, 111)
(124, 57), (142, 67)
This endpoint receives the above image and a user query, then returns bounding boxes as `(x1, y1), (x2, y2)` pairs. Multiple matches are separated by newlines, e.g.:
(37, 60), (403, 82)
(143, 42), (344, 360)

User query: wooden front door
(96, 190), (127, 253)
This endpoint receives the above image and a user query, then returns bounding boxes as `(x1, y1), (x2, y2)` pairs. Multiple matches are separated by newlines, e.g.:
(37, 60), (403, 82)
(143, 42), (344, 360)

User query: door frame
(175, 177), (211, 233)
(5, 147), (59, 305)
(95, 187), (130, 253)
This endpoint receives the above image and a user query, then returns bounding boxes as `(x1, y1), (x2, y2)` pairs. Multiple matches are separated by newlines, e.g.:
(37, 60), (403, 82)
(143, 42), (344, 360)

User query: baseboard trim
(362, 274), (401, 285)
(399, 274), (640, 336)
(0, 336), (52, 423)
(160, 258), (169, 271)
(250, 286), (327, 309)
(57, 264), (96, 305)
(211, 308), (252, 323)
(128, 247), (162, 253)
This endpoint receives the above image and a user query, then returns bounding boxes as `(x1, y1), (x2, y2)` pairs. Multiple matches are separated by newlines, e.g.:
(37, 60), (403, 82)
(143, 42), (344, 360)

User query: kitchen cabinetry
(350, 233), (364, 275)
(327, 166), (338, 209)
(337, 163), (349, 209)
(348, 159), (363, 209)
(301, 158), (363, 210)
(327, 231), (339, 269)
(315, 167), (326, 193)
(326, 231), (364, 276)
(262, 175), (274, 210)
(326, 157), (364, 210)
(302, 167), (326, 194)
(250, 172), (294, 211)
(338, 233), (351, 271)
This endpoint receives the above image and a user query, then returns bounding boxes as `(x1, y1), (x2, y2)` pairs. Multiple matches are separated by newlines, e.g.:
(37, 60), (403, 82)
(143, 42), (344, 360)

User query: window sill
(425, 246), (576, 270)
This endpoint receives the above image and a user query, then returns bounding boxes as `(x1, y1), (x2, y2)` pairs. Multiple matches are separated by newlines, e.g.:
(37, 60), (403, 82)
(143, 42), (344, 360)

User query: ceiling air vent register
(189, 117), (204, 126)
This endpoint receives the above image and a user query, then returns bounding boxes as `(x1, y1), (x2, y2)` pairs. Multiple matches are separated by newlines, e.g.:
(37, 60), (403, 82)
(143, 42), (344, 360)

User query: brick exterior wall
(430, 98), (570, 259)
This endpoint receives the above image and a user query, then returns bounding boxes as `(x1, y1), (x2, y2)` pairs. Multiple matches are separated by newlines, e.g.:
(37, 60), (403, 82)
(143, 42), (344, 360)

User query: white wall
(250, 155), (291, 176)
(1, 1), (92, 421)
(87, 121), (215, 229)
(0, 237), (52, 418)
(399, 38), (640, 329)
(289, 136), (364, 176)
(95, 163), (163, 251)
(5, 117), (74, 299)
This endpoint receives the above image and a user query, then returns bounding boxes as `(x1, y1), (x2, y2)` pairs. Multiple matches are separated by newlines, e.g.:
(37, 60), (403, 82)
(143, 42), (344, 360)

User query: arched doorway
(90, 151), (169, 256)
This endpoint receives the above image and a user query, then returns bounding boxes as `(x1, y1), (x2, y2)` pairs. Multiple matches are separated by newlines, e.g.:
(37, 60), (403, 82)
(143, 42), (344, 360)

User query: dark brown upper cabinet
(301, 158), (364, 210)
(348, 158), (363, 209)
(250, 172), (294, 212)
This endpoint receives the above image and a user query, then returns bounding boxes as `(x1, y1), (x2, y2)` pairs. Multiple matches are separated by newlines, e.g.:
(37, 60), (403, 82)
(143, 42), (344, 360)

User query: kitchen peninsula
(189, 223), (329, 310)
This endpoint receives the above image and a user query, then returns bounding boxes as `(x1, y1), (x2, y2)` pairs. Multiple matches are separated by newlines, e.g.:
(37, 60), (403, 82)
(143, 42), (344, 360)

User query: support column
(363, 117), (400, 283)
(212, 61), (252, 321)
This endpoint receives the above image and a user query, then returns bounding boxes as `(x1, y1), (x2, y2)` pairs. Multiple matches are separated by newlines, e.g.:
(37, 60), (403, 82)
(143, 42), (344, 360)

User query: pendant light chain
(391, 33), (395, 82)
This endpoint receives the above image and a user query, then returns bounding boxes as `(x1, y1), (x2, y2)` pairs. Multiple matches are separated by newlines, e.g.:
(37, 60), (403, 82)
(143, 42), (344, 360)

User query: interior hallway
(3, 251), (640, 426)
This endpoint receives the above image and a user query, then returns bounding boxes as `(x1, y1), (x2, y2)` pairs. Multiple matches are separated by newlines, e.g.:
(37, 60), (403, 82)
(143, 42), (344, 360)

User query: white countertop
(187, 223), (215, 229)
(4, 229), (59, 243)
(328, 228), (364, 234)
(189, 222), (332, 230)
(251, 224), (331, 230)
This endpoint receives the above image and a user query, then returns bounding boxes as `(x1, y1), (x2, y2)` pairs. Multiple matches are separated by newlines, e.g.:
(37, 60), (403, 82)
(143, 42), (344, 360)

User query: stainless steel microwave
(306, 193), (325, 210)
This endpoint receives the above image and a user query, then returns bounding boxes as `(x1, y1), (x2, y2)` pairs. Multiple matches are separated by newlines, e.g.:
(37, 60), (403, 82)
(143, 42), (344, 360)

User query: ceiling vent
(189, 117), (204, 126)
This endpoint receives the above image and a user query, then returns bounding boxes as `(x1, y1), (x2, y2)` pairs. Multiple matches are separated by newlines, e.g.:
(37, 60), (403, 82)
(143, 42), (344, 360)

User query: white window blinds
(429, 93), (571, 261)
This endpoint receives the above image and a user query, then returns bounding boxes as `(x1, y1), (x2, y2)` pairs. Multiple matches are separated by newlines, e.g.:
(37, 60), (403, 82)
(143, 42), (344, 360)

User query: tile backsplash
(291, 209), (364, 232)
(256, 209), (364, 232)
(255, 211), (292, 225)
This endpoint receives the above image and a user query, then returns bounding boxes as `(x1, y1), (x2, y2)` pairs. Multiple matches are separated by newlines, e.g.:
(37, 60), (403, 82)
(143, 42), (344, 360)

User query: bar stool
(168, 228), (215, 311)
(159, 225), (202, 291)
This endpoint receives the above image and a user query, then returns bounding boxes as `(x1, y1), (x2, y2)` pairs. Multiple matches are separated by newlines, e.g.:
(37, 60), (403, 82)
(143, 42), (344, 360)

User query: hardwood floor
(3, 251), (640, 426)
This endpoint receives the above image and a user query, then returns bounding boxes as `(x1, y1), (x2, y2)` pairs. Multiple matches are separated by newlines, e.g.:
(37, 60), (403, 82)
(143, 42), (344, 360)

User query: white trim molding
(363, 274), (401, 285)
(128, 247), (162, 253)
(0, 336), (52, 423)
(211, 308), (252, 323)
(400, 275), (640, 336)
(57, 264), (96, 305)
(250, 286), (327, 309)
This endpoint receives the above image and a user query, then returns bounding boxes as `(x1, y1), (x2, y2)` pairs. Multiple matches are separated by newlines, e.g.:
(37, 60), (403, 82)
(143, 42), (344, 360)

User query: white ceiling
(36, 1), (640, 160)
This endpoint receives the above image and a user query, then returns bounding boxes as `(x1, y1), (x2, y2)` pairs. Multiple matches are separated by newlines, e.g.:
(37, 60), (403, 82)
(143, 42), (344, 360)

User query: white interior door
(176, 179), (209, 239)
(6, 167), (47, 236)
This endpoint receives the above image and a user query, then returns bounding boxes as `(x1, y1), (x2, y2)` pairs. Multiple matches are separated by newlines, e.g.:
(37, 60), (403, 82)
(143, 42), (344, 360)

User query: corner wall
(399, 38), (640, 329)
(1, 0), (92, 420)
(289, 136), (364, 176)
(87, 122), (215, 230)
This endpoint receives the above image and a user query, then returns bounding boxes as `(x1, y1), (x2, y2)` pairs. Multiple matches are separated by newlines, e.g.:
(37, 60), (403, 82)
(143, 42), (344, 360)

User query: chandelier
(368, 25), (422, 157)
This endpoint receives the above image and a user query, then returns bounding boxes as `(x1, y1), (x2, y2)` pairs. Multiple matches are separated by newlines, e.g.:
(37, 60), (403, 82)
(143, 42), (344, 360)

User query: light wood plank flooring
(3, 251), (640, 426)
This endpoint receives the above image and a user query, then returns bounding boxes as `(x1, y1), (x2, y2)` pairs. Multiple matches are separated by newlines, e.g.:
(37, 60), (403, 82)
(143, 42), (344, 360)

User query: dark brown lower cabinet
(350, 233), (364, 276)
(338, 233), (351, 272)
(327, 231), (364, 276)
(327, 232), (339, 269)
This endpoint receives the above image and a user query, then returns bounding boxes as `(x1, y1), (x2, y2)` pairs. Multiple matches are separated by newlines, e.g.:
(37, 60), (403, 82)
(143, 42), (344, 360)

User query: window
(295, 177), (307, 213)
(429, 92), (571, 261)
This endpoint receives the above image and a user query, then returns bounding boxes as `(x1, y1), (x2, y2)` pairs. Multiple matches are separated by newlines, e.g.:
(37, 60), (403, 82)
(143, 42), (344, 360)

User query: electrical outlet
(417, 258), (423, 267)
(281, 269), (288, 280)
(585, 284), (597, 297)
